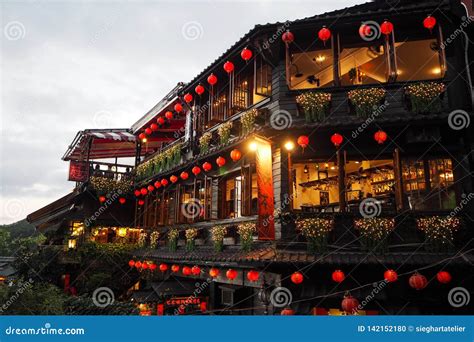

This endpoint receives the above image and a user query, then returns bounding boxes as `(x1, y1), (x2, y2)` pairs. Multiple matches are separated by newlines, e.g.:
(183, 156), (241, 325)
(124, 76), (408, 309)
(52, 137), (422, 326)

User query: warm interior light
(142, 138), (147, 143)
(284, 141), (295, 151)
(249, 141), (258, 151)
(431, 67), (441, 75)
(315, 55), (326, 63)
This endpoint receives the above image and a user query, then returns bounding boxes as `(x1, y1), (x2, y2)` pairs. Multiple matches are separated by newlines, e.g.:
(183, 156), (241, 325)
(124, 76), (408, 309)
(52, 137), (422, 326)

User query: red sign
(68, 161), (89, 182)
(255, 137), (275, 240)
(165, 297), (202, 306)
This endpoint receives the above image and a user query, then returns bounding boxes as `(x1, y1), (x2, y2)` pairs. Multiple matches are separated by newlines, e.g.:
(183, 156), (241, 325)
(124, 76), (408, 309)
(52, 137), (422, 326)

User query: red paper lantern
(149, 263), (157, 271)
(147, 185), (155, 192)
(281, 307), (295, 315)
(134, 189), (141, 197)
(180, 171), (189, 180)
(207, 73), (217, 86)
(157, 117), (165, 125)
(195, 84), (205, 95)
(192, 265), (201, 275)
(161, 179), (168, 187)
(144, 128), (152, 135)
(171, 264), (180, 273)
(99, 196), (106, 203)
(282, 30), (294, 44)
(409, 272), (428, 290)
(291, 272), (303, 284)
(436, 271), (452, 284)
(247, 270), (260, 282)
(174, 103), (183, 113)
(119, 197), (126, 204)
(154, 180), (162, 188)
(138, 199), (145, 206)
(170, 175), (178, 183)
(150, 123), (158, 131)
(359, 23), (372, 39)
(202, 162), (212, 172)
(332, 270), (345, 283)
(159, 263), (168, 272)
(226, 269), (238, 280)
(423, 15), (437, 30)
(192, 166), (201, 175)
(318, 26), (331, 42)
(128, 260), (135, 267)
(297, 135), (309, 149)
(216, 156), (226, 167)
(182, 266), (192, 276)
(223, 61), (234, 73)
(374, 130), (388, 144)
(135, 261), (142, 269)
(241, 47), (252, 61)
(341, 295), (359, 314)
(138, 133), (146, 140)
(209, 268), (220, 278)
(384, 269), (398, 282)
(230, 149), (242, 162)
(140, 188), (148, 195)
(331, 133), (343, 147)
(165, 111), (173, 120)
(141, 262), (149, 270)
(381, 20), (394, 35)
(183, 93), (193, 103)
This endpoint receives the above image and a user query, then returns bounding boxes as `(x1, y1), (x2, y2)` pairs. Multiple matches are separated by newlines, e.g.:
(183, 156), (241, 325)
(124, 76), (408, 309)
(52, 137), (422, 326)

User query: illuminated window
(288, 48), (335, 89)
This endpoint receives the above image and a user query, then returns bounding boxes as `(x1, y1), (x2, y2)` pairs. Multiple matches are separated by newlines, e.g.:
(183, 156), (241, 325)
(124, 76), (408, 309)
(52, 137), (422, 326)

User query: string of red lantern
(380, 19), (393, 36)
(282, 30), (294, 44)
(374, 130), (388, 144)
(216, 156), (226, 167)
(423, 15), (436, 31)
(241, 47), (252, 61)
(230, 149), (241, 162)
(331, 133), (343, 147)
(318, 26), (331, 45)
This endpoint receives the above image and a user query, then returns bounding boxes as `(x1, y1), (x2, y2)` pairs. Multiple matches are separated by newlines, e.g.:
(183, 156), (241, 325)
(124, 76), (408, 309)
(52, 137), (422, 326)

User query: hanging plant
(348, 87), (386, 118)
(296, 218), (334, 253)
(296, 92), (331, 122)
(135, 143), (182, 181)
(217, 121), (233, 145)
(150, 231), (160, 249)
(354, 218), (395, 254)
(210, 225), (227, 252)
(240, 109), (259, 135)
(90, 176), (132, 195)
(404, 82), (445, 114)
(138, 232), (148, 248)
(167, 228), (179, 252)
(199, 132), (212, 154)
(185, 228), (198, 252)
(416, 216), (460, 252)
(237, 222), (256, 252)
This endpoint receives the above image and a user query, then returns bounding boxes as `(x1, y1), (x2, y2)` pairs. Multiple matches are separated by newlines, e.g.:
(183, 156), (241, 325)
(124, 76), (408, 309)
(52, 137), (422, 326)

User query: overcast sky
(0, 0), (363, 224)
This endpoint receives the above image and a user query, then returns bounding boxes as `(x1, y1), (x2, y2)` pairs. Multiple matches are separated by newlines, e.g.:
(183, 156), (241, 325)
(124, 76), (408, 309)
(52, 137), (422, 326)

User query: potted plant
(210, 225), (227, 252)
(240, 109), (259, 135)
(296, 91), (332, 122)
(149, 231), (160, 249)
(167, 228), (179, 252)
(354, 217), (395, 254)
(185, 228), (198, 252)
(217, 121), (233, 145)
(296, 217), (334, 253)
(404, 82), (445, 114)
(199, 132), (212, 154)
(237, 222), (256, 252)
(416, 216), (460, 252)
(348, 87), (386, 118)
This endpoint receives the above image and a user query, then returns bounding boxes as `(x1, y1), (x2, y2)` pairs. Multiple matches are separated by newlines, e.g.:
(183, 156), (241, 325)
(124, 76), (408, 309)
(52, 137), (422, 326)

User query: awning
(62, 129), (169, 161)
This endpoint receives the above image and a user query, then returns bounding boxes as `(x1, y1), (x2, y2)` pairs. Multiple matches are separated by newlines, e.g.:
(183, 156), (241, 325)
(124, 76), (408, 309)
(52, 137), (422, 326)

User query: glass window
(395, 38), (444, 81)
(288, 48), (335, 89)
(222, 175), (242, 219)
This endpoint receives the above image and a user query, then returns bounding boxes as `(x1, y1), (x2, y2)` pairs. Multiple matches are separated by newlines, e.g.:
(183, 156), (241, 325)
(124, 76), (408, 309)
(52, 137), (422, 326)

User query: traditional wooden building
(29, 0), (474, 315)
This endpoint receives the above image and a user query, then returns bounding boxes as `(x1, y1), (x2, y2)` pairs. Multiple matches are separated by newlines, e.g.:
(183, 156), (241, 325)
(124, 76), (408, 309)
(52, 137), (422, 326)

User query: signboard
(255, 137), (275, 240)
(68, 161), (89, 182)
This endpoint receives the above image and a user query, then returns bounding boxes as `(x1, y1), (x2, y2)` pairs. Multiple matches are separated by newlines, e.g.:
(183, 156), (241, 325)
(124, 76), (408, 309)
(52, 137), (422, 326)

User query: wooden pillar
(337, 149), (346, 212)
(393, 148), (404, 212)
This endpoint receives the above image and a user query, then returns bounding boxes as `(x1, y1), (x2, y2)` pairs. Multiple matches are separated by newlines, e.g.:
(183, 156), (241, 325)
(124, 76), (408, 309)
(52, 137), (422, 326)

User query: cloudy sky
(0, 0), (363, 224)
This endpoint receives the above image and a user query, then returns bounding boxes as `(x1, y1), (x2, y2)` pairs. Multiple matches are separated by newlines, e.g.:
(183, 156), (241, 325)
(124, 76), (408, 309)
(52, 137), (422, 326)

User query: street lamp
(284, 140), (294, 207)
